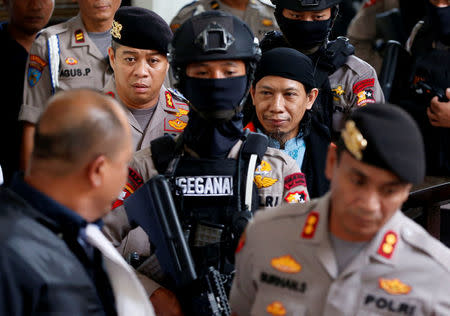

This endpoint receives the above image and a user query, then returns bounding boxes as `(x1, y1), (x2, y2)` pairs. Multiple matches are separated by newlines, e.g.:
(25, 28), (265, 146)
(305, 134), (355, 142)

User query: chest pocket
(251, 291), (307, 316)
(58, 62), (94, 90)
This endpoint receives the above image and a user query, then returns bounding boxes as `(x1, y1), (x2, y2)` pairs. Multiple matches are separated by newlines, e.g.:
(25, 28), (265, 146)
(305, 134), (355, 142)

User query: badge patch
(75, 29), (85, 43)
(175, 176), (233, 196)
(377, 231), (398, 259)
(379, 278), (412, 295)
(235, 232), (246, 254)
(301, 212), (319, 239)
(266, 301), (286, 316)
(332, 85), (345, 102)
(175, 108), (189, 118)
(210, 0), (220, 9)
(254, 160), (278, 188)
(65, 57), (78, 65)
(30, 55), (47, 68)
(357, 89), (375, 107)
(28, 66), (42, 87)
(284, 173), (306, 190)
(112, 167), (144, 209)
(165, 91), (175, 109)
(168, 118), (187, 131)
(271, 255), (302, 274)
(353, 78), (375, 94)
(262, 19), (273, 27)
(342, 120), (367, 160)
(284, 191), (307, 204)
(111, 20), (123, 39)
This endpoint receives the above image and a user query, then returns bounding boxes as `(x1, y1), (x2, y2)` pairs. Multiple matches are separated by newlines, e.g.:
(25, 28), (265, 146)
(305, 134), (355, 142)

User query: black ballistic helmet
(168, 11), (261, 83)
(270, 0), (342, 11)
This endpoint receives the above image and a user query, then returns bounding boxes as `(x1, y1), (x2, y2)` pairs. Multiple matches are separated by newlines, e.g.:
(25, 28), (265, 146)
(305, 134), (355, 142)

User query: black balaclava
(427, 2), (450, 46)
(181, 74), (249, 159)
(274, 7), (332, 51)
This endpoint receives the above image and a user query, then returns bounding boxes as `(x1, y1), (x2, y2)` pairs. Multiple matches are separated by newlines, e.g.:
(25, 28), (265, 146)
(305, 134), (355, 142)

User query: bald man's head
(31, 89), (131, 175)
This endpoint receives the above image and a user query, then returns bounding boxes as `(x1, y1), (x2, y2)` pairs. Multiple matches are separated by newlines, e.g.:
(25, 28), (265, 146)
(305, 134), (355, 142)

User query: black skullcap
(111, 6), (172, 54)
(340, 103), (425, 184)
(254, 47), (316, 88)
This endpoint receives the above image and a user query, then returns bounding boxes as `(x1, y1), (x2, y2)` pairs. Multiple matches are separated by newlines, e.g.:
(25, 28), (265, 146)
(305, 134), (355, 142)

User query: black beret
(254, 47), (316, 88)
(340, 103), (425, 184)
(111, 6), (172, 54)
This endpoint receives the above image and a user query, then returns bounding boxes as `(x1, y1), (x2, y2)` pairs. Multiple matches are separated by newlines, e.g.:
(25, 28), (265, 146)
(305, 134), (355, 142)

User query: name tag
(175, 176), (233, 196)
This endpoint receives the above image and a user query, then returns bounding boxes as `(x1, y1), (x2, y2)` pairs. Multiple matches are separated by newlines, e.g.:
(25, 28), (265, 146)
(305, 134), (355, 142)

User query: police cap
(111, 7), (172, 54)
(169, 11), (261, 68)
(271, 0), (342, 12)
(339, 104), (425, 184)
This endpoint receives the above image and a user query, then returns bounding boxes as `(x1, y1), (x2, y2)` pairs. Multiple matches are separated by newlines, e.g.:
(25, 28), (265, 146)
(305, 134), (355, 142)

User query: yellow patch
(379, 278), (412, 295)
(65, 57), (78, 65)
(271, 255), (301, 274)
(301, 212), (319, 239)
(266, 301), (286, 316)
(262, 19), (273, 27)
(254, 160), (278, 188)
(176, 108), (189, 117)
(377, 231), (398, 259)
(168, 118), (187, 131)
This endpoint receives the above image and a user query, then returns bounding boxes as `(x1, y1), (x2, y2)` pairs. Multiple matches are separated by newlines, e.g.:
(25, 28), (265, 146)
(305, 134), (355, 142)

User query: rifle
(124, 175), (231, 316)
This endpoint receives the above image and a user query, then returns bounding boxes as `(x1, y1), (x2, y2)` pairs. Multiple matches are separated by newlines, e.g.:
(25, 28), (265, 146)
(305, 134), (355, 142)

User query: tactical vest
(151, 133), (267, 275)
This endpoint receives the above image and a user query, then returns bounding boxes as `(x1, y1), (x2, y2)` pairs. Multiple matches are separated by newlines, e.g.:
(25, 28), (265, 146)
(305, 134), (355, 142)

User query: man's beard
(265, 129), (290, 149)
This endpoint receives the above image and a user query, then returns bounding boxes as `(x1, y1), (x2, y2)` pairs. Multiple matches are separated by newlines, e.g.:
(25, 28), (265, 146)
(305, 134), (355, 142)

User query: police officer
(231, 103), (450, 315)
(19, 0), (121, 170)
(395, 0), (450, 176)
(102, 11), (308, 315)
(170, 0), (279, 39)
(105, 7), (189, 151)
(261, 0), (384, 136)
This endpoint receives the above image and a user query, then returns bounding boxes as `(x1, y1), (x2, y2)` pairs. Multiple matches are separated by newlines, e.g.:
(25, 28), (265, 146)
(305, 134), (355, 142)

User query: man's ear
(87, 155), (107, 188)
(325, 144), (337, 181)
(108, 47), (116, 72)
(306, 88), (319, 110)
(250, 85), (256, 106)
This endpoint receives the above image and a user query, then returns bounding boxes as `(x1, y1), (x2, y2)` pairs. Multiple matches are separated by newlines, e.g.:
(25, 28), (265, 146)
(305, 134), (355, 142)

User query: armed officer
(259, 0), (384, 136)
(102, 11), (308, 316)
(394, 0), (450, 176)
(231, 103), (450, 315)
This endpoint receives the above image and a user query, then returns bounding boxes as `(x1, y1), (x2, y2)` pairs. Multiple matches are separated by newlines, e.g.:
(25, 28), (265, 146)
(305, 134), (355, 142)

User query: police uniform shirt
(170, 0), (279, 39)
(329, 55), (385, 132)
(19, 15), (113, 124)
(103, 78), (190, 152)
(102, 140), (309, 296)
(230, 193), (450, 316)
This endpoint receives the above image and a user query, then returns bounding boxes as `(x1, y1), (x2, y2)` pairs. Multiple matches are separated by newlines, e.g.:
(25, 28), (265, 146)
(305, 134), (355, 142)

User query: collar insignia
(342, 120), (367, 160)
(271, 255), (302, 274)
(74, 29), (85, 43)
(377, 230), (398, 259)
(301, 211), (319, 239)
(266, 301), (286, 316)
(379, 278), (412, 295)
(111, 20), (123, 39)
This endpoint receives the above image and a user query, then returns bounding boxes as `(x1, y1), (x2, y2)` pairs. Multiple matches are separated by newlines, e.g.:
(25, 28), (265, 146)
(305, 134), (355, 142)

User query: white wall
(132, 0), (190, 24)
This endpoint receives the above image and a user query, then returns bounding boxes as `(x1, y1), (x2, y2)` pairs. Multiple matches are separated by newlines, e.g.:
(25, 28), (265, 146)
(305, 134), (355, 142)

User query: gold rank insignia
(111, 20), (123, 39)
(266, 301), (286, 316)
(379, 278), (412, 295)
(176, 108), (189, 118)
(377, 231), (398, 259)
(262, 19), (273, 27)
(74, 29), (85, 43)
(301, 212), (319, 239)
(168, 119), (187, 131)
(271, 255), (302, 274)
(342, 120), (367, 161)
(165, 91), (175, 109)
(254, 160), (278, 188)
